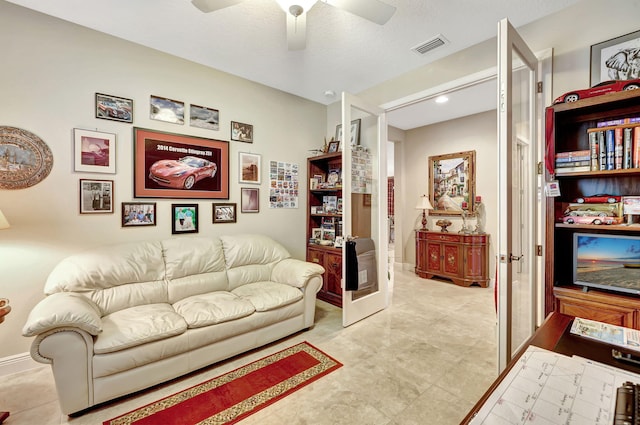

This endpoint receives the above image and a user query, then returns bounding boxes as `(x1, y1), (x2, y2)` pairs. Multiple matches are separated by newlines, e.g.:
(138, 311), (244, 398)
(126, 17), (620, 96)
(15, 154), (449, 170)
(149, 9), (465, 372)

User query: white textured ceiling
(6, 0), (579, 128)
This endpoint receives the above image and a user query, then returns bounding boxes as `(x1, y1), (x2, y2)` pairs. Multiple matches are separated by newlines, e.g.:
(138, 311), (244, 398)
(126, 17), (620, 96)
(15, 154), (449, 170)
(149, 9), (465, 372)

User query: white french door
(340, 92), (389, 327)
(497, 18), (539, 371)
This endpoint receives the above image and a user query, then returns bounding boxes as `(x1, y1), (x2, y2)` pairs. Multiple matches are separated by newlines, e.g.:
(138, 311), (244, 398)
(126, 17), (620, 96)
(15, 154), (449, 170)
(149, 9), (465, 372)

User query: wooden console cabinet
(554, 286), (640, 329)
(415, 230), (489, 287)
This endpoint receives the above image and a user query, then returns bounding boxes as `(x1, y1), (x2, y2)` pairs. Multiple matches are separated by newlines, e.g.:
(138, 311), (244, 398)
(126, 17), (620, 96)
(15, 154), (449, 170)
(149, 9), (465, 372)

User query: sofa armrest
(271, 258), (325, 288)
(22, 292), (102, 337)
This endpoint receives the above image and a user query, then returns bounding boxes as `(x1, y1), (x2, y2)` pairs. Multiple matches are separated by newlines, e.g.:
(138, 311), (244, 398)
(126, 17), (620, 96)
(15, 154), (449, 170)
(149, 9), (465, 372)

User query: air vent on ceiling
(411, 34), (449, 55)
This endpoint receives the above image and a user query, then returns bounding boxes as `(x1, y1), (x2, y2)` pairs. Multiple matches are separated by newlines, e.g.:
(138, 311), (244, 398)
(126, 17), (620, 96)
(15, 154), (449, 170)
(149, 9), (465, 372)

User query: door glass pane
(349, 106), (380, 301)
(510, 52), (534, 354)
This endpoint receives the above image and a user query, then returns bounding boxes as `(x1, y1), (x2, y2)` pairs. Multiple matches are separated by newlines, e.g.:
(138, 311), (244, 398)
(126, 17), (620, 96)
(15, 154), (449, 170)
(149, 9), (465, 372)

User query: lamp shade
(415, 195), (433, 211)
(0, 210), (10, 230)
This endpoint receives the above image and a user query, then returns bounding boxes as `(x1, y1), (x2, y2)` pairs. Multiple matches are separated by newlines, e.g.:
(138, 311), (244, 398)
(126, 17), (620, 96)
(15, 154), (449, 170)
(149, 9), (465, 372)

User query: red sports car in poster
(149, 156), (217, 190)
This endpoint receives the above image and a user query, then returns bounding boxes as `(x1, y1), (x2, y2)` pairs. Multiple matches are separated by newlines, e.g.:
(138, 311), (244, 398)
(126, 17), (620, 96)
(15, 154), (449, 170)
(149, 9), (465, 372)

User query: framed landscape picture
(133, 127), (229, 199)
(74, 128), (116, 173)
(212, 203), (237, 223)
(95, 93), (133, 123)
(150, 95), (184, 125)
(172, 204), (198, 234)
(239, 152), (261, 184)
(190, 104), (219, 131)
(428, 150), (475, 216)
(79, 179), (114, 214)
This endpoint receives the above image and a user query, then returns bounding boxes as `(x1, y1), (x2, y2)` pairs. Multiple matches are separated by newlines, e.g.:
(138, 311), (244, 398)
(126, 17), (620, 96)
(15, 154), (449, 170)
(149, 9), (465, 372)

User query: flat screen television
(573, 233), (640, 295)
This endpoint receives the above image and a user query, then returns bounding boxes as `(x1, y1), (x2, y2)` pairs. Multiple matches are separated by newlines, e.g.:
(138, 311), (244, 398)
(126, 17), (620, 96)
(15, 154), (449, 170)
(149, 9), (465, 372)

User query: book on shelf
(606, 129), (615, 170)
(635, 126), (640, 168)
(555, 160), (590, 168)
(555, 165), (591, 174)
(555, 149), (590, 158)
(596, 116), (640, 127)
(624, 127), (633, 169)
(614, 127), (624, 169)
(589, 131), (599, 171)
(555, 155), (590, 163)
(598, 130), (606, 170)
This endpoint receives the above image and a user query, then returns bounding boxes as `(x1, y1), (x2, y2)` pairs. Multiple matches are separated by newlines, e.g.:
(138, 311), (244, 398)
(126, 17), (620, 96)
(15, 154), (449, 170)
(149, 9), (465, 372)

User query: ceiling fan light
(276, 0), (318, 15)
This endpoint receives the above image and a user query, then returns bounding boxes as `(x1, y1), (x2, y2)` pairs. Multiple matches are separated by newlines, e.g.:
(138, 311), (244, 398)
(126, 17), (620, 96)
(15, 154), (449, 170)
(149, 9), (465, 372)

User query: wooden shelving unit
(545, 89), (640, 327)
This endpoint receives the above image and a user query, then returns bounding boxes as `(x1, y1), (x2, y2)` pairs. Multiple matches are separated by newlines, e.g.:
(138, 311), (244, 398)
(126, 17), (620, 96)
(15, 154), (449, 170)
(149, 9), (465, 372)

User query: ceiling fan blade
(191, 0), (244, 13)
(286, 12), (307, 51)
(325, 0), (396, 25)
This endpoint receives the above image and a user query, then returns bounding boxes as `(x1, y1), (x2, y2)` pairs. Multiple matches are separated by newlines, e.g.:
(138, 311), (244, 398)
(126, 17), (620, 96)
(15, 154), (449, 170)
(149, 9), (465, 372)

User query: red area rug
(103, 341), (342, 425)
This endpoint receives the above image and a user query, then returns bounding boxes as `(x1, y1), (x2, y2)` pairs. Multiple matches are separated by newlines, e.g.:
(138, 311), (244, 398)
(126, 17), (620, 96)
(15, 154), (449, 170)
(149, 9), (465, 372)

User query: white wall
(402, 111), (497, 276)
(0, 2), (326, 359)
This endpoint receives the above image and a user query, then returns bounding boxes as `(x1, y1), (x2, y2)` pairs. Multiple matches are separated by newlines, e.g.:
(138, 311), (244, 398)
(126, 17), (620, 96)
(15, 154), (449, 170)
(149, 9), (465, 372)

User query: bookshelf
(545, 89), (640, 327)
(306, 152), (343, 307)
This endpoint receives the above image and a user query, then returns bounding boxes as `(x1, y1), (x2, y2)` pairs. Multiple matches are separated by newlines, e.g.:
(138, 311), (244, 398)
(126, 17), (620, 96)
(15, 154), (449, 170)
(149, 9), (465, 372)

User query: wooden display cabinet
(415, 230), (489, 287)
(545, 89), (640, 327)
(306, 152), (343, 307)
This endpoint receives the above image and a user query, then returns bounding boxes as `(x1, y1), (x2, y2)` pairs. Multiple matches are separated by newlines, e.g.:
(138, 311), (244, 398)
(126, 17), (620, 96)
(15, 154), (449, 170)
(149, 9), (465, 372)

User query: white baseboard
(0, 352), (41, 376)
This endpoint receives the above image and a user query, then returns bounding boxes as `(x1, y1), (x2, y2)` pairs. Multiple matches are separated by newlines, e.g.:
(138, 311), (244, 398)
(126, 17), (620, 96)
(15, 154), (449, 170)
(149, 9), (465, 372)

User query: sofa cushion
(231, 282), (303, 312)
(94, 304), (187, 354)
(173, 292), (255, 328)
(220, 234), (290, 269)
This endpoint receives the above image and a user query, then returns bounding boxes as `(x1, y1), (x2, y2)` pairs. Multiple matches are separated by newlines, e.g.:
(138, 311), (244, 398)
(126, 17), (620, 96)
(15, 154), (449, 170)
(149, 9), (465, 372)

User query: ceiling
(7, 0), (579, 129)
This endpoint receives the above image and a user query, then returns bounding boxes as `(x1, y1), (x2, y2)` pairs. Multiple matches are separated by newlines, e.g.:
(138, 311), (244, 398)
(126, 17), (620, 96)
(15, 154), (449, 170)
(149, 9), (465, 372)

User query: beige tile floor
(0, 266), (497, 425)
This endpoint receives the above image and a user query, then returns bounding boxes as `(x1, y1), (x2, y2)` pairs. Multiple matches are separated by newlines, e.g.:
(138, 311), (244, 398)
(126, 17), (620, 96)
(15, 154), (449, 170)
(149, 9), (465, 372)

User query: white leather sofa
(22, 234), (325, 415)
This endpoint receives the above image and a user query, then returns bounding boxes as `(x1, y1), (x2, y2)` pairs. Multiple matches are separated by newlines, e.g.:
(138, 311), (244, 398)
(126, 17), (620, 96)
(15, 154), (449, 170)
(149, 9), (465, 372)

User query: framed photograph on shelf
(241, 188), (259, 213)
(239, 152), (261, 184)
(150, 95), (185, 125)
(74, 128), (116, 174)
(335, 119), (361, 147)
(212, 202), (237, 223)
(231, 121), (253, 143)
(95, 93), (133, 123)
(590, 29), (640, 85)
(171, 204), (198, 234)
(133, 127), (229, 199)
(190, 104), (219, 131)
(428, 150), (475, 216)
(121, 202), (156, 227)
(328, 140), (340, 153)
(79, 179), (113, 214)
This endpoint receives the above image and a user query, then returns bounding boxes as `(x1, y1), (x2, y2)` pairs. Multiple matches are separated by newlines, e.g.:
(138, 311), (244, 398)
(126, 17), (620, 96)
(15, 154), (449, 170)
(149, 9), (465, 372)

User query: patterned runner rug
(103, 341), (342, 425)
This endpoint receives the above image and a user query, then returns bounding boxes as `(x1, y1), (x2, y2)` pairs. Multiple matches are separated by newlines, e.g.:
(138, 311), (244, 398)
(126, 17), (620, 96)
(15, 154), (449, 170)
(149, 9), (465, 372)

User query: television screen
(573, 233), (640, 295)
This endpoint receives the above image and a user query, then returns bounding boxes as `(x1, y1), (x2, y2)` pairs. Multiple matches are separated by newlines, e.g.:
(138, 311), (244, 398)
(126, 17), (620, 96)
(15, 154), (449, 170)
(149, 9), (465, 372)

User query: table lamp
(0, 210), (9, 230)
(415, 195), (433, 230)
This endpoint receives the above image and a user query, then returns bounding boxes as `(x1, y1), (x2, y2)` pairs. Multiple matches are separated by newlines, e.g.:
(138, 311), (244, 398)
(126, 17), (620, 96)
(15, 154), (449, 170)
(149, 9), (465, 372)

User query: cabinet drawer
(426, 233), (460, 243)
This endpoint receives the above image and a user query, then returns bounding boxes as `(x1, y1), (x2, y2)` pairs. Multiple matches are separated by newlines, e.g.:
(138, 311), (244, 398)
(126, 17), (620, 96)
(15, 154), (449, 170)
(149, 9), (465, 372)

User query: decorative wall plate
(0, 126), (53, 189)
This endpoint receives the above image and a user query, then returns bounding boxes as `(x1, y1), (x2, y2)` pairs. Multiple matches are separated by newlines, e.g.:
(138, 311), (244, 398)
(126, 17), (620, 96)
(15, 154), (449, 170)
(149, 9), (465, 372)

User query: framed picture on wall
(73, 128), (116, 174)
(79, 179), (114, 214)
(95, 93), (133, 123)
(190, 104), (219, 131)
(428, 150), (475, 216)
(238, 152), (261, 184)
(241, 188), (259, 213)
(212, 203), (237, 223)
(590, 29), (640, 86)
(231, 121), (253, 143)
(133, 127), (229, 199)
(121, 202), (156, 227)
(150, 95), (185, 125)
(171, 204), (198, 234)
(335, 119), (361, 146)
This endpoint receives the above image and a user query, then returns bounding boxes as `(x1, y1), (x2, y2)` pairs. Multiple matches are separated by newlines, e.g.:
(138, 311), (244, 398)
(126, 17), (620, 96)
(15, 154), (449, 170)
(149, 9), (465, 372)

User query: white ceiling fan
(191, 0), (396, 50)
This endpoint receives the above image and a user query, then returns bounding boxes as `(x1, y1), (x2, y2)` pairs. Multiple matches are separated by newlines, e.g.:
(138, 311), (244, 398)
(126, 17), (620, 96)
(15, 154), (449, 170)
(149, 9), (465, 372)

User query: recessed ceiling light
(435, 96), (449, 104)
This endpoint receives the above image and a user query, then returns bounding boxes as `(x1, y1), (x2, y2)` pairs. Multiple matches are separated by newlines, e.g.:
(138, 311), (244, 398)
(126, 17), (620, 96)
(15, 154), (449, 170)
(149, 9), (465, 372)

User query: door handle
(509, 254), (523, 262)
